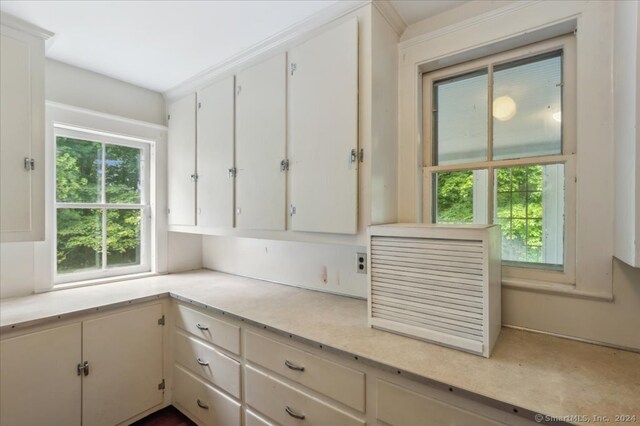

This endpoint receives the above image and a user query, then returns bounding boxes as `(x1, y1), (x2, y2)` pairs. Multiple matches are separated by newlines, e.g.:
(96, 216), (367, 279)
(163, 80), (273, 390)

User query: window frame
(421, 34), (577, 286)
(53, 124), (152, 284)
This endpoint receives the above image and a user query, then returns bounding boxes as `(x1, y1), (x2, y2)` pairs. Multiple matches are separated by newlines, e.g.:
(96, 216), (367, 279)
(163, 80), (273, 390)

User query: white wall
(397, 1), (640, 350)
(0, 60), (202, 299)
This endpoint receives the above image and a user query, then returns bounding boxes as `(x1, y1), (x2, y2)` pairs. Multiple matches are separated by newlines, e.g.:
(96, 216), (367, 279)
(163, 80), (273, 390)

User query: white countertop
(1, 269), (639, 423)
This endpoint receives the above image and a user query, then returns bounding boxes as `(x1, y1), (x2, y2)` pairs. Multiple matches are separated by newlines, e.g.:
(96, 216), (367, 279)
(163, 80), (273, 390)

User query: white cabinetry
(0, 303), (165, 426)
(0, 323), (82, 426)
(168, 93), (197, 226)
(0, 16), (50, 242)
(235, 54), (287, 230)
(288, 18), (359, 234)
(197, 76), (235, 228)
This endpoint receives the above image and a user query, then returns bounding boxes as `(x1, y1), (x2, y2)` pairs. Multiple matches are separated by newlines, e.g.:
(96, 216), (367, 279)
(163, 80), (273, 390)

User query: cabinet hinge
(198, 102), (202, 109)
(350, 149), (364, 163)
(236, 85), (242, 96)
(228, 167), (237, 178)
(280, 159), (289, 172)
(167, 114), (170, 121)
(290, 63), (297, 76)
(289, 205), (296, 216)
(158, 315), (165, 326)
(24, 157), (35, 171)
(158, 379), (165, 390)
(167, 208), (171, 215)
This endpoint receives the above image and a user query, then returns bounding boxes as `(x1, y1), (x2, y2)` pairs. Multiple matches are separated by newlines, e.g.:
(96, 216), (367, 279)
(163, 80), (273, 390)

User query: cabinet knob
(285, 406), (305, 420)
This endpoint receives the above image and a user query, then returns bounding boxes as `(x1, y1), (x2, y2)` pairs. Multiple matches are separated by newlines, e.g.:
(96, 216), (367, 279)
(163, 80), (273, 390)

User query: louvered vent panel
(368, 225), (501, 357)
(371, 236), (484, 342)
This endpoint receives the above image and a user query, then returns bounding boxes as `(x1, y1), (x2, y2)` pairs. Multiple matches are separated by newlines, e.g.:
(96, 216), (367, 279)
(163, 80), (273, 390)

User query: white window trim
(397, 2), (616, 301)
(53, 125), (152, 284)
(34, 102), (168, 293)
(422, 35), (577, 287)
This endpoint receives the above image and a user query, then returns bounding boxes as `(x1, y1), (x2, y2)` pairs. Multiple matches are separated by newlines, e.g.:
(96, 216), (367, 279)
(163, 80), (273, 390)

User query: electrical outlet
(356, 252), (367, 274)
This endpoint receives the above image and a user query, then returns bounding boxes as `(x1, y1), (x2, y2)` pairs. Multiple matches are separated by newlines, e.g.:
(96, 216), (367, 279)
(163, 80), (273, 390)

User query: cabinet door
(197, 76), (235, 228)
(0, 323), (81, 426)
(82, 304), (164, 426)
(168, 93), (197, 226)
(0, 29), (45, 242)
(288, 19), (359, 234)
(236, 54), (287, 230)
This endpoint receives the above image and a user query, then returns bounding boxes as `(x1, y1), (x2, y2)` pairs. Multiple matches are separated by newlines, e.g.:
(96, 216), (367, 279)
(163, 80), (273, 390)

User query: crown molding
(372, 0), (407, 37)
(164, 0), (369, 101)
(399, 1), (538, 50)
(0, 12), (53, 40)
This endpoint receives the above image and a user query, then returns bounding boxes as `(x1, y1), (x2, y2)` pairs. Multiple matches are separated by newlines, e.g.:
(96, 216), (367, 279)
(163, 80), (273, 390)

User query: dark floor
(131, 406), (196, 426)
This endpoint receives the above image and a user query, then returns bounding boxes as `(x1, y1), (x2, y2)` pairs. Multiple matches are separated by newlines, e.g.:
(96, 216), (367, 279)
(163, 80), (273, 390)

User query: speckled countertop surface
(1, 269), (639, 423)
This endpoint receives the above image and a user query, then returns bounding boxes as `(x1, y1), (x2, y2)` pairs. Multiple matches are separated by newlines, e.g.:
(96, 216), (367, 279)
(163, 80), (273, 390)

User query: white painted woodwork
(0, 323), (81, 426)
(246, 410), (276, 426)
(174, 365), (241, 426)
(245, 331), (365, 411)
(376, 379), (503, 426)
(235, 53), (287, 230)
(245, 365), (365, 426)
(82, 304), (164, 426)
(168, 93), (197, 226)
(0, 23), (47, 242)
(174, 330), (241, 398)
(368, 224), (501, 357)
(288, 18), (359, 234)
(197, 76), (235, 228)
(173, 303), (241, 355)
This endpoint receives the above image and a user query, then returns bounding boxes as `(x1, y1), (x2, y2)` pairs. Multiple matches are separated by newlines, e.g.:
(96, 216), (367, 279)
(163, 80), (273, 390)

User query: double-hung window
(54, 125), (152, 283)
(423, 35), (576, 285)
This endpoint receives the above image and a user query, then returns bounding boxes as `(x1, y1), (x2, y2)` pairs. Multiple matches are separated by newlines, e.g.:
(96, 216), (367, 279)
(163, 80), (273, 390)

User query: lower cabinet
(0, 303), (165, 426)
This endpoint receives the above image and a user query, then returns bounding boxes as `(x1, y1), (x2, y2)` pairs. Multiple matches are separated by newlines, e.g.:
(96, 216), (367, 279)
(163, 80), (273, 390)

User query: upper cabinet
(196, 76), (235, 229)
(167, 94), (197, 226)
(288, 19), (359, 234)
(235, 54), (287, 231)
(0, 16), (51, 242)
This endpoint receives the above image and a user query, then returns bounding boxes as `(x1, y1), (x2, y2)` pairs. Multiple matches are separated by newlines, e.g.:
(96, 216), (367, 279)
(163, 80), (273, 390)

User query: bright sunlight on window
(424, 39), (575, 275)
(55, 126), (151, 282)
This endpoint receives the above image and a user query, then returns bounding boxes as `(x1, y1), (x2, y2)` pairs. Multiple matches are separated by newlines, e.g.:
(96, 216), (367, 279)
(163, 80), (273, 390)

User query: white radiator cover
(368, 224), (501, 357)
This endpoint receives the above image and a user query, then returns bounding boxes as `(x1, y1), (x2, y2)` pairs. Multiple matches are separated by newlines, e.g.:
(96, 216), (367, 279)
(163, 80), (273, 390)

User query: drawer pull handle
(197, 399), (209, 410)
(196, 357), (209, 366)
(285, 406), (305, 420)
(196, 323), (209, 331)
(285, 360), (305, 371)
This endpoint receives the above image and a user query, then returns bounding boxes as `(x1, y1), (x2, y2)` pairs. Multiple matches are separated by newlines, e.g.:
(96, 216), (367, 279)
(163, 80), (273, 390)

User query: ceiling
(0, 1), (468, 93)
(391, 0), (466, 25)
(0, 0), (341, 92)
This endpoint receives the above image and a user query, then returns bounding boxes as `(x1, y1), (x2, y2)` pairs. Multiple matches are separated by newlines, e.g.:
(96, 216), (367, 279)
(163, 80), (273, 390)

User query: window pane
(106, 145), (143, 204)
(493, 52), (562, 160)
(434, 70), (488, 165)
(56, 137), (102, 203)
(494, 164), (564, 268)
(57, 208), (102, 273)
(434, 169), (488, 224)
(107, 209), (141, 267)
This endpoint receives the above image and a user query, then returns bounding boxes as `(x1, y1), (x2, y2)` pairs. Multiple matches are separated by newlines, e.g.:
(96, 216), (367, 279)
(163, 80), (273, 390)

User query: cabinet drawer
(173, 365), (241, 426)
(377, 379), (503, 426)
(174, 330), (241, 398)
(245, 366), (364, 426)
(245, 331), (365, 411)
(246, 410), (276, 426)
(173, 303), (240, 355)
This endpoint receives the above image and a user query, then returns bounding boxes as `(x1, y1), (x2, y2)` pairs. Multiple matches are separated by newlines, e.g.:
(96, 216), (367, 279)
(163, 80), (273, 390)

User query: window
(423, 35), (576, 284)
(54, 125), (152, 283)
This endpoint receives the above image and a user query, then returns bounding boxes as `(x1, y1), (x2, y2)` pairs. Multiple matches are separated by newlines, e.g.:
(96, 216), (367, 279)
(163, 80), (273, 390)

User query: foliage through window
(425, 41), (574, 273)
(55, 127), (150, 281)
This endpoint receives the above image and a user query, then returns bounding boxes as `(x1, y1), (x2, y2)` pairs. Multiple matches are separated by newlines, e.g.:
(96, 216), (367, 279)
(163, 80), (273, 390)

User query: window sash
(421, 35), (576, 286)
(54, 126), (152, 284)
